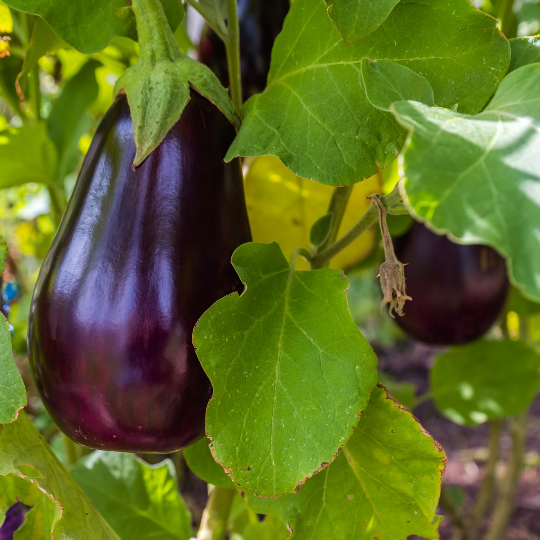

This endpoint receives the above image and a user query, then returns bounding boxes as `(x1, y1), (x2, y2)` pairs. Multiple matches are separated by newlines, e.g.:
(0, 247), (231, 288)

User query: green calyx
(114, 0), (240, 167)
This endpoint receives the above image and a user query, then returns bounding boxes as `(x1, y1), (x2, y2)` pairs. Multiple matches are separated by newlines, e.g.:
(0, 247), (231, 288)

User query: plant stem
(197, 486), (236, 540)
(314, 185), (354, 266)
(310, 184), (403, 269)
(485, 411), (528, 540)
(225, 0), (242, 109)
(497, 0), (516, 38)
(469, 418), (503, 537)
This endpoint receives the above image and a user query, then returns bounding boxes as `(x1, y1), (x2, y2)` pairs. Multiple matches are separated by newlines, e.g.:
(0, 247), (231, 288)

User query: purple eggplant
(28, 91), (251, 453)
(198, 0), (289, 98)
(0, 503), (26, 539)
(393, 222), (509, 345)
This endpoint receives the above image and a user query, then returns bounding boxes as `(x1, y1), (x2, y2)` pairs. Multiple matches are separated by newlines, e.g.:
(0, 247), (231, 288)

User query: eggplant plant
(0, 0), (539, 539)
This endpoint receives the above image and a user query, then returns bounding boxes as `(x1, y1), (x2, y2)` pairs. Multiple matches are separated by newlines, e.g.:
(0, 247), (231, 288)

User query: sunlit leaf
(393, 63), (540, 301)
(194, 242), (378, 497)
(244, 385), (446, 540)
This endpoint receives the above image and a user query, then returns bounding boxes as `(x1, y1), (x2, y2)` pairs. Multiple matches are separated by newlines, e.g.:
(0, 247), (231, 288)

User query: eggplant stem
(225, 0), (242, 110)
(197, 487), (236, 540)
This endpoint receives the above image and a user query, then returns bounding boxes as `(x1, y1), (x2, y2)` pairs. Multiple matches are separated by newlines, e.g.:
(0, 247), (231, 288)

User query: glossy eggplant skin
(393, 222), (509, 345)
(28, 92), (251, 453)
(0, 503), (26, 539)
(198, 0), (289, 98)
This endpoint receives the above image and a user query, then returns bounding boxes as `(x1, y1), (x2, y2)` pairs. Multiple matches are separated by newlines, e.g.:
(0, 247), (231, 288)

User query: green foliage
(71, 452), (192, 540)
(0, 123), (57, 188)
(226, 0), (509, 186)
(3, 0), (183, 54)
(324, 0), (400, 43)
(0, 233), (6, 274)
(194, 242), (378, 497)
(509, 36), (540, 71)
(394, 63), (540, 302)
(244, 386), (446, 540)
(184, 436), (234, 489)
(243, 515), (290, 540)
(0, 315), (26, 424)
(309, 213), (333, 247)
(15, 492), (56, 539)
(431, 340), (540, 425)
(198, 0), (228, 38)
(47, 60), (100, 182)
(0, 412), (120, 539)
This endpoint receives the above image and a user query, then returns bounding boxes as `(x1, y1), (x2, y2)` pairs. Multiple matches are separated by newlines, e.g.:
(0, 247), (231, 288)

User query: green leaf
(47, 60), (100, 182)
(393, 62), (540, 302)
(244, 385), (446, 540)
(431, 340), (540, 426)
(198, 0), (228, 37)
(309, 213), (333, 246)
(0, 474), (42, 513)
(184, 436), (234, 489)
(15, 17), (65, 100)
(0, 315), (26, 425)
(0, 123), (57, 189)
(3, 0), (183, 54)
(0, 234), (6, 275)
(243, 515), (290, 540)
(0, 412), (121, 539)
(15, 493), (56, 540)
(194, 242), (378, 497)
(507, 286), (540, 317)
(378, 372), (416, 411)
(362, 58), (434, 112)
(509, 36), (540, 72)
(226, 0), (509, 186)
(71, 451), (192, 540)
(324, 0), (400, 43)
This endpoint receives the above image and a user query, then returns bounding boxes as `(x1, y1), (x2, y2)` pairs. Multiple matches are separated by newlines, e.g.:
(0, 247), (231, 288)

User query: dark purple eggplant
(27, 91), (251, 453)
(393, 222), (509, 345)
(0, 503), (26, 539)
(198, 0), (289, 98)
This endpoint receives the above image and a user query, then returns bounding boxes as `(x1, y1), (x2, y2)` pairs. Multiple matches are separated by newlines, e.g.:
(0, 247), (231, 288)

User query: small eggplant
(0, 503), (26, 540)
(393, 222), (509, 345)
(28, 91), (251, 452)
(198, 0), (289, 98)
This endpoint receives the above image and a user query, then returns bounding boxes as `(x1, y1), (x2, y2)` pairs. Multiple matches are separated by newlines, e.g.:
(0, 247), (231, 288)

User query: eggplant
(0, 503), (26, 540)
(28, 91), (251, 453)
(393, 222), (509, 345)
(198, 0), (289, 98)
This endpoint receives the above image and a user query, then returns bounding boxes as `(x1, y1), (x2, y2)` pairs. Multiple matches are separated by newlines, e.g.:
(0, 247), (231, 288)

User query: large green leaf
(71, 452), (192, 540)
(393, 63), (540, 301)
(509, 35), (540, 72)
(15, 492), (56, 539)
(324, 0), (400, 43)
(431, 340), (540, 426)
(47, 60), (100, 182)
(194, 242), (378, 497)
(0, 411), (121, 539)
(243, 515), (290, 540)
(0, 315), (26, 425)
(226, 0), (509, 187)
(3, 0), (183, 54)
(244, 385), (446, 540)
(184, 436), (234, 489)
(0, 123), (57, 189)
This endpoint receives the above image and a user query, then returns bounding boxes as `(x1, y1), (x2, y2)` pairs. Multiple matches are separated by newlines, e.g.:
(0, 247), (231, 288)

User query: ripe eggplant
(393, 222), (509, 345)
(28, 91), (251, 453)
(198, 0), (289, 98)
(0, 503), (26, 540)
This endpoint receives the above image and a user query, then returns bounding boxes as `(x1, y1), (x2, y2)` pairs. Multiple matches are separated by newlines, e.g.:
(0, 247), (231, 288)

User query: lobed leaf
(71, 452), (192, 540)
(244, 385), (446, 540)
(194, 242), (378, 497)
(431, 340), (540, 425)
(3, 0), (183, 54)
(0, 412), (121, 539)
(226, 0), (510, 186)
(324, 0), (400, 43)
(393, 62), (540, 301)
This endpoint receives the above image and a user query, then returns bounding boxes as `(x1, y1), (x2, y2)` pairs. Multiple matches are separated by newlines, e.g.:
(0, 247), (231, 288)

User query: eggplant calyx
(114, 0), (240, 168)
(368, 194), (412, 318)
